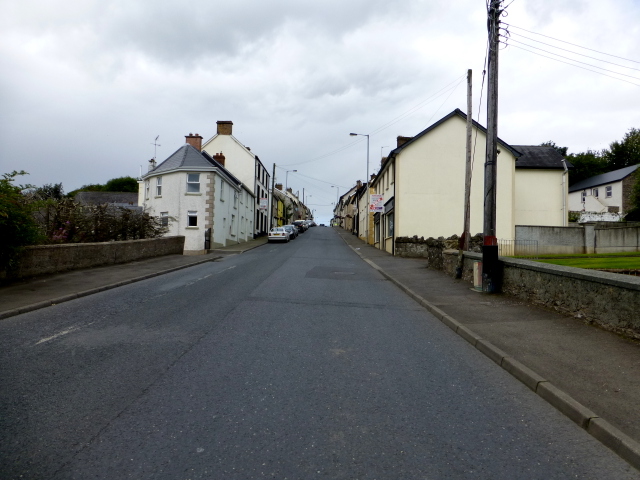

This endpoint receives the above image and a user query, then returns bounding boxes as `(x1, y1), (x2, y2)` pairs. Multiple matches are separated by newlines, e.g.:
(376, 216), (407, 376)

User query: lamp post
(350, 133), (370, 243)
(286, 170), (297, 191)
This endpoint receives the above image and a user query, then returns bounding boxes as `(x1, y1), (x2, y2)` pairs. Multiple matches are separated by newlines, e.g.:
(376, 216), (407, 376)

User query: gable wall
(202, 136), (256, 195)
(515, 169), (566, 226)
(396, 115), (516, 240)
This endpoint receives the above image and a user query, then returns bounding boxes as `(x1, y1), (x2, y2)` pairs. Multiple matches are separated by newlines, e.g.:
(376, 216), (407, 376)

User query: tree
(104, 176), (139, 193)
(33, 183), (65, 200)
(540, 141), (568, 157)
(605, 128), (640, 171)
(67, 176), (139, 197)
(566, 150), (609, 187)
(0, 171), (41, 270)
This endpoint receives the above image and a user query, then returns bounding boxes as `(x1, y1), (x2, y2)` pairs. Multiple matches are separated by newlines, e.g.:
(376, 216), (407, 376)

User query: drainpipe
(561, 158), (569, 226)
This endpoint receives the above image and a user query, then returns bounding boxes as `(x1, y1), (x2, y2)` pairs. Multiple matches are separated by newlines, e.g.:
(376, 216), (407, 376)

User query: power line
(502, 42), (640, 87)
(507, 31), (640, 72)
(504, 38), (640, 80)
(504, 23), (640, 65)
(280, 75), (466, 167)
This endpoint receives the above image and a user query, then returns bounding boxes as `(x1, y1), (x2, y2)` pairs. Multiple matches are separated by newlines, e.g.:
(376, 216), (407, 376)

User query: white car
(268, 227), (290, 242)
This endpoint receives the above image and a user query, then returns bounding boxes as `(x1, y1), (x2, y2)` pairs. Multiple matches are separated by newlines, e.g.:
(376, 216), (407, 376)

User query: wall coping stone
(443, 249), (640, 291)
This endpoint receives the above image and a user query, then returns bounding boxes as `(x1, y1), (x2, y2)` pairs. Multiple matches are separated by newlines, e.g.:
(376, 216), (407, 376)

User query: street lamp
(286, 170), (297, 190)
(331, 185), (339, 203)
(350, 132), (370, 243)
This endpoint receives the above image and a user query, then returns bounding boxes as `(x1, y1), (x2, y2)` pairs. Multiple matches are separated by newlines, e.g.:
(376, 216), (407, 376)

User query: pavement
(1, 229), (639, 470)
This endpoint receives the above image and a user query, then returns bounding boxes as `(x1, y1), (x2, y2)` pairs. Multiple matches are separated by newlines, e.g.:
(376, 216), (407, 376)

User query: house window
(234, 192), (238, 208)
(605, 186), (612, 198)
(581, 191), (586, 203)
(230, 214), (236, 235)
(187, 211), (198, 227)
(375, 220), (380, 242)
(187, 173), (200, 193)
(160, 212), (169, 227)
(145, 181), (150, 199)
(593, 188), (599, 198)
(386, 212), (394, 238)
(156, 176), (162, 196)
(220, 179), (225, 200)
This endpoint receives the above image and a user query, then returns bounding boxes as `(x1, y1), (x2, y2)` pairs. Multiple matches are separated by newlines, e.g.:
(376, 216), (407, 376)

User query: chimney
(381, 156), (388, 167)
(370, 174), (377, 182)
(217, 121), (233, 135)
(212, 152), (226, 166)
(287, 187), (293, 194)
(148, 158), (156, 172)
(356, 180), (362, 188)
(185, 133), (203, 151)
(397, 136), (413, 148)
(275, 183), (283, 191)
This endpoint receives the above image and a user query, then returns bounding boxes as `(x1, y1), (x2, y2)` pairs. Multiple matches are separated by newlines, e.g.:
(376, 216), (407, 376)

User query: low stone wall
(441, 250), (640, 337)
(3, 236), (185, 279)
(516, 224), (640, 254)
(395, 234), (483, 269)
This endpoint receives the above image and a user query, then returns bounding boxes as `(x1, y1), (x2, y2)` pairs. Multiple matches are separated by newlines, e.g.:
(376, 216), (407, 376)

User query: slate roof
(510, 145), (573, 169)
(144, 144), (242, 186)
(75, 192), (138, 206)
(149, 144), (216, 174)
(569, 164), (639, 193)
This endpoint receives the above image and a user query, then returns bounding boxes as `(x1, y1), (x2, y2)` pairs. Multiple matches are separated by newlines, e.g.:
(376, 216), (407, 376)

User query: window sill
(186, 192), (202, 196)
(186, 226), (199, 229)
(155, 195), (162, 198)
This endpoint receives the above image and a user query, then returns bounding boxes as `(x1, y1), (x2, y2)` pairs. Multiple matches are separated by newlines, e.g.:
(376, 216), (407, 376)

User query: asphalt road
(1, 227), (637, 479)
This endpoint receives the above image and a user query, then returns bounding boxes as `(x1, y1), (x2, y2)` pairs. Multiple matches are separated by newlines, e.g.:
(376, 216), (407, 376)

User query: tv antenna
(151, 135), (161, 159)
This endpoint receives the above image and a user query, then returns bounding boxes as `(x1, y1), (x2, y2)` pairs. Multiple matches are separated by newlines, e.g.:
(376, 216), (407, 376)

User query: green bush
(0, 171), (42, 270)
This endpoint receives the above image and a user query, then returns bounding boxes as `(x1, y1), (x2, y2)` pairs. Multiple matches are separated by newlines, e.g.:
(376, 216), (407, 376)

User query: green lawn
(529, 252), (640, 270)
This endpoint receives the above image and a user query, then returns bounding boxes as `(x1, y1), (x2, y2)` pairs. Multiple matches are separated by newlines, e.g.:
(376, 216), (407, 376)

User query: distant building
(139, 135), (255, 254)
(568, 164), (639, 217)
(75, 192), (140, 210)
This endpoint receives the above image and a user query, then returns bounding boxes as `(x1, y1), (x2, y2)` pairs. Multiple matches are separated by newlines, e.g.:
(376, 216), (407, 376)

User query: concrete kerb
(0, 255), (222, 321)
(338, 232), (640, 471)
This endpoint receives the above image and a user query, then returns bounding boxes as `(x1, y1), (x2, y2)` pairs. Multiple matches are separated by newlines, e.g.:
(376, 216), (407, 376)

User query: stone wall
(395, 234), (483, 269)
(516, 224), (640, 254)
(3, 236), (185, 280)
(441, 250), (640, 338)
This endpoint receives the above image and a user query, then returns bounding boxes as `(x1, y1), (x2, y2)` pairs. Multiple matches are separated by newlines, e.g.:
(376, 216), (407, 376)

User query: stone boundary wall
(516, 224), (640, 254)
(3, 236), (185, 280)
(395, 234), (483, 269)
(441, 250), (640, 337)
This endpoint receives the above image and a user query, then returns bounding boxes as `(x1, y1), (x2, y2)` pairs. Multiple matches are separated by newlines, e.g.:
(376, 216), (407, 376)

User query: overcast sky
(1, 0), (639, 224)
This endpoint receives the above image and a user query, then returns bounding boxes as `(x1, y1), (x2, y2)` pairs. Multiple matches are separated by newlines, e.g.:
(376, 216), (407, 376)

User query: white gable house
(139, 134), (255, 254)
(202, 121), (271, 238)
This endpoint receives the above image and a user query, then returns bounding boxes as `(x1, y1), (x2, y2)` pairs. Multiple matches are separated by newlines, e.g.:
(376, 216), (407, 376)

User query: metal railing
(498, 239), (539, 259)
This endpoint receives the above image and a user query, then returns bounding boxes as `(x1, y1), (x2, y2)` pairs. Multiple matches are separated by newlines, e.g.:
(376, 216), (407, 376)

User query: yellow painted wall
(396, 115), (516, 241)
(515, 169), (567, 226)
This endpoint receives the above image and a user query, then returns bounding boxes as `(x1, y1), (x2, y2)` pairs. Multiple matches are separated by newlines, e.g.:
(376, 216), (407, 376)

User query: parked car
(292, 220), (307, 233)
(283, 225), (298, 239)
(268, 227), (290, 242)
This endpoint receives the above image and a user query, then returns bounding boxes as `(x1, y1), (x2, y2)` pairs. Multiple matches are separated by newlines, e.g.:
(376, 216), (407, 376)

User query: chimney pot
(275, 183), (283, 190)
(216, 121), (233, 135)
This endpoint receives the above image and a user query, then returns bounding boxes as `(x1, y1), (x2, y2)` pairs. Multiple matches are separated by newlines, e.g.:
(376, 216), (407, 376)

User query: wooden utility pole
(483, 0), (502, 292)
(269, 163), (276, 231)
(456, 69), (473, 279)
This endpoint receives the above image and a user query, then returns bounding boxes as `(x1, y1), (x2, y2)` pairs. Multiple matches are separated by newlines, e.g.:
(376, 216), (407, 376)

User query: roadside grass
(523, 252), (640, 269)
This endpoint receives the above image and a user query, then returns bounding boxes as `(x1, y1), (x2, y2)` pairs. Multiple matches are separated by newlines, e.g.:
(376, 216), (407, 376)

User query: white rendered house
(568, 164), (639, 217)
(139, 134), (255, 254)
(202, 121), (271, 238)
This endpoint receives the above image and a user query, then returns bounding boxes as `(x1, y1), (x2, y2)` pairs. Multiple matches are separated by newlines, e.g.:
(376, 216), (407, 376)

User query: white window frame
(220, 179), (225, 200)
(581, 191), (586, 203)
(160, 211), (169, 227)
(187, 211), (198, 227)
(605, 185), (612, 198)
(593, 188), (599, 198)
(156, 176), (162, 196)
(187, 173), (200, 193)
(145, 180), (150, 199)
